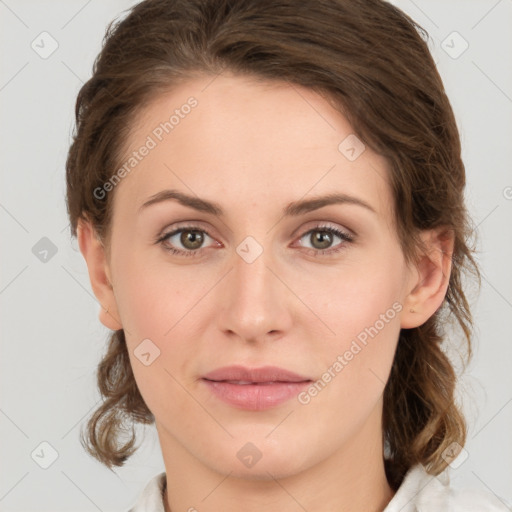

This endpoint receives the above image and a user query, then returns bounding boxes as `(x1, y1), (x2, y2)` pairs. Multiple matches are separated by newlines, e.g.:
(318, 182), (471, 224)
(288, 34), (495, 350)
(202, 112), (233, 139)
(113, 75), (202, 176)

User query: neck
(158, 408), (395, 512)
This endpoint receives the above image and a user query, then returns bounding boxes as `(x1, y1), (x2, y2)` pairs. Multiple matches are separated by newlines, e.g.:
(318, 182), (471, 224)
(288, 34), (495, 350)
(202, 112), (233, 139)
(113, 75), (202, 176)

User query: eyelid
(295, 219), (355, 238)
(156, 219), (354, 239)
(155, 219), (216, 239)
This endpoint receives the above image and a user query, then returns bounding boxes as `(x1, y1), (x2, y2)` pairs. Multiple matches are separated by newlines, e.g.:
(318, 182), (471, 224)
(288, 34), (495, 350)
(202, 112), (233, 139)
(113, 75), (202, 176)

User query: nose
(216, 239), (293, 344)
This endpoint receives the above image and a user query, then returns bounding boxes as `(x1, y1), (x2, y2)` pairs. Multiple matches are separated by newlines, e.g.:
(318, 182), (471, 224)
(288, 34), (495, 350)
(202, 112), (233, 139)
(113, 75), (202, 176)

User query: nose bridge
(218, 231), (290, 339)
(233, 233), (274, 308)
(229, 217), (271, 279)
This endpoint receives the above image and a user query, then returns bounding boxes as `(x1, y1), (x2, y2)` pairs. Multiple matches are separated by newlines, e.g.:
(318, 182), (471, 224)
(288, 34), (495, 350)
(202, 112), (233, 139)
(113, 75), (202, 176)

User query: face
(102, 72), (415, 479)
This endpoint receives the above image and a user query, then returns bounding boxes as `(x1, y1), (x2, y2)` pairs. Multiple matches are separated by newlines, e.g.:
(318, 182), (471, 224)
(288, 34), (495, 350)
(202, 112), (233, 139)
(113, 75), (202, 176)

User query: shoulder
(384, 464), (511, 512)
(127, 471), (166, 512)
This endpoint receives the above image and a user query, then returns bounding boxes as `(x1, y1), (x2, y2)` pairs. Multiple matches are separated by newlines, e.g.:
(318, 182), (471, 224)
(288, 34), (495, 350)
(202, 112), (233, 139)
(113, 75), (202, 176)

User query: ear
(77, 218), (123, 331)
(400, 227), (454, 329)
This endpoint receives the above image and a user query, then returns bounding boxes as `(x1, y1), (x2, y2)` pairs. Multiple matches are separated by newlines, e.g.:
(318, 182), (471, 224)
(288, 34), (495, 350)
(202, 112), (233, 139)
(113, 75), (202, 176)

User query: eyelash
(155, 223), (354, 258)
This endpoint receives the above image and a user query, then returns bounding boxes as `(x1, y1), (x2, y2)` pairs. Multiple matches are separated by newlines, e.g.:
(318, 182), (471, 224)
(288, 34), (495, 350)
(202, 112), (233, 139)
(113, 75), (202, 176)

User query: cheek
(305, 249), (405, 344)
(300, 251), (404, 404)
(112, 253), (210, 413)
(112, 244), (187, 337)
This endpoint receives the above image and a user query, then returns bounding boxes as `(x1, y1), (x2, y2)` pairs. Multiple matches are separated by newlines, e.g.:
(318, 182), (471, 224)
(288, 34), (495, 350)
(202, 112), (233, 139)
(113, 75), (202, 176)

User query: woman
(65, 0), (510, 510)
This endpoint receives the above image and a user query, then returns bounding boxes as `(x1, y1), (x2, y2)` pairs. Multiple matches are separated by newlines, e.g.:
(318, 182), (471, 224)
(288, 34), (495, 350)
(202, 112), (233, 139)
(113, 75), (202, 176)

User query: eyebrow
(138, 189), (376, 216)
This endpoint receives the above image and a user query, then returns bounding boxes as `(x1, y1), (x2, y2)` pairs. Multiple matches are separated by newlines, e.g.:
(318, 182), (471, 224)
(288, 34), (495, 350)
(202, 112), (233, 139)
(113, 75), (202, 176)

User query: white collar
(127, 463), (510, 511)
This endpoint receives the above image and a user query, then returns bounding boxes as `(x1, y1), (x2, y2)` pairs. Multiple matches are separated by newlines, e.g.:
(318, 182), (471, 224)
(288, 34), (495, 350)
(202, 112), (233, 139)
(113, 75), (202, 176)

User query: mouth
(204, 380), (299, 385)
(201, 365), (313, 410)
(202, 365), (312, 383)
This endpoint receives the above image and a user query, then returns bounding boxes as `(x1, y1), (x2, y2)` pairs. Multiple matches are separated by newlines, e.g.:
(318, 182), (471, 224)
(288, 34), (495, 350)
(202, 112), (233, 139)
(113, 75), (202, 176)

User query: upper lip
(202, 365), (312, 383)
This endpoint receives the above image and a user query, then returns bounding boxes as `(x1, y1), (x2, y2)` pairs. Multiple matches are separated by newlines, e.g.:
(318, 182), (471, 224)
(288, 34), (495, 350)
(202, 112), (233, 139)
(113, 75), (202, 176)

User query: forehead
(111, 72), (392, 221)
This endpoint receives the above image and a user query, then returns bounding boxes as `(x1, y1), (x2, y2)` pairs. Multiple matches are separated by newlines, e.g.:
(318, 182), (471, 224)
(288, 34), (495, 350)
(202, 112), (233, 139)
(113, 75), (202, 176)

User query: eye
(296, 224), (353, 256)
(156, 225), (218, 257)
(156, 222), (354, 258)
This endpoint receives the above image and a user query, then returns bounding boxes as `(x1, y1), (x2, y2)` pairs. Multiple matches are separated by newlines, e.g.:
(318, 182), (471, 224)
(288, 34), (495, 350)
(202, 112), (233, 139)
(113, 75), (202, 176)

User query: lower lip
(202, 379), (311, 411)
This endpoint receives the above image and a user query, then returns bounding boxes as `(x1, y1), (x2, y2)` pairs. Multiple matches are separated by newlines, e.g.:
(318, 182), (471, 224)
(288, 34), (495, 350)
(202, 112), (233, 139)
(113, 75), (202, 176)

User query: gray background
(1, 0), (511, 510)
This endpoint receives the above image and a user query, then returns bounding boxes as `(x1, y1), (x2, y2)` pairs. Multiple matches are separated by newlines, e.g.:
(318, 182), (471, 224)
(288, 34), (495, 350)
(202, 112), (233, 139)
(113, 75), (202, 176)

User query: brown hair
(65, 0), (480, 488)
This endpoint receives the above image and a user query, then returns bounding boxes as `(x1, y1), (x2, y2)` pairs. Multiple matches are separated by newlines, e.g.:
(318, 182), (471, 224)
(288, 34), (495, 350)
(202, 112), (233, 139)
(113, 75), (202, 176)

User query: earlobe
(400, 228), (454, 329)
(77, 218), (123, 331)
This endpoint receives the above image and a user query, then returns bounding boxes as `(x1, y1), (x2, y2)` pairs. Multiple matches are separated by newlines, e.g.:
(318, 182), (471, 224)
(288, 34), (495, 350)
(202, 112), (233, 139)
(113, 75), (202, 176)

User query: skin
(78, 72), (453, 512)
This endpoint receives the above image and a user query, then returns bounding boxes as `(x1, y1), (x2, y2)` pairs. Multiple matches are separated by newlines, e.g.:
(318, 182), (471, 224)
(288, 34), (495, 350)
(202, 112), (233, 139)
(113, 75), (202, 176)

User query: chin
(205, 435), (312, 481)
(224, 457), (308, 482)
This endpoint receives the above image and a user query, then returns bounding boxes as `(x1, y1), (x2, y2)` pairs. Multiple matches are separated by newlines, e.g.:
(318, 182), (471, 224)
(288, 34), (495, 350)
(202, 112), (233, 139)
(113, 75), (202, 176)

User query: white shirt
(127, 463), (511, 511)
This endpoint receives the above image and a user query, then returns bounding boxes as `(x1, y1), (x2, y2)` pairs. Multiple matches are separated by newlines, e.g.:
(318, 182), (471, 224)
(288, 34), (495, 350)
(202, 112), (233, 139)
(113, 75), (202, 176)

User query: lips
(202, 365), (311, 384)
(201, 365), (312, 411)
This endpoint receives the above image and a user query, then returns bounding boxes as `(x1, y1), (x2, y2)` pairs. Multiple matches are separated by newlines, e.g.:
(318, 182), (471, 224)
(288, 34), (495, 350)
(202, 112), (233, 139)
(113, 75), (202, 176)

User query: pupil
(182, 230), (203, 249)
(313, 231), (331, 249)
